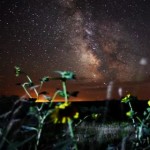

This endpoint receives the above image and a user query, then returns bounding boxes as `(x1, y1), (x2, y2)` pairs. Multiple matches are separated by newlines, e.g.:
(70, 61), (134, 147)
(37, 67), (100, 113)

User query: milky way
(0, 0), (150, 97)
(55, 0), (145, 82)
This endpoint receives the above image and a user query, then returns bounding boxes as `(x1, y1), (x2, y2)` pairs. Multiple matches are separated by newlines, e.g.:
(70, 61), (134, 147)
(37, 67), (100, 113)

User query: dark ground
(0, 95), (148, 150)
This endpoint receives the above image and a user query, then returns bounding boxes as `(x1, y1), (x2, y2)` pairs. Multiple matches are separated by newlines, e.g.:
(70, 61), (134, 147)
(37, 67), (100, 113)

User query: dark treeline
(0, 95), (148, 122)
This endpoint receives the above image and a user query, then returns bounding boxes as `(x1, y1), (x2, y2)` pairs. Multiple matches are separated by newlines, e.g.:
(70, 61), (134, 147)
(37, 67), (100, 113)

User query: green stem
(75, 116), (90, 128)
(68, 121), (74, 137)
(129, 102), (136, 128)
(33, 88), (38, 97)
(26, 75), (32, 83)
(35, 114), (47, 150)
(68, 121), (78, 150)
(26, 75), (38, 97)
(36, 122), (43, 149)
(37, 82), (44, 99)
(136, 116), (142, 123)
(62, 81), (78, 150)
(22, 84), (32, 98)
(52, 90), (60, 102)
(39, 103), (44, 111)
(62, 81), (68, 103)
(146, 111), (150, 121)
(44, 90), (61, 119)
(49, 90), (60, 107)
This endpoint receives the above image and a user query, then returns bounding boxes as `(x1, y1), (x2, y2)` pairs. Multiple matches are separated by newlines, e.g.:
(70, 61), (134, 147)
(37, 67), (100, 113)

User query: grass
(74, 122), (134, 150)
(0, 96), (149, 150)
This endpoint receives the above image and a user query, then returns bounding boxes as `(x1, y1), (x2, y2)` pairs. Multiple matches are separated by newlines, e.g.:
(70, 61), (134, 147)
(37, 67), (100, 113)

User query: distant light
(139, 58), (147, 66)
(118, 87), (123, 97)
(35, 99), (49, 103)
(106, 81), (113, 99)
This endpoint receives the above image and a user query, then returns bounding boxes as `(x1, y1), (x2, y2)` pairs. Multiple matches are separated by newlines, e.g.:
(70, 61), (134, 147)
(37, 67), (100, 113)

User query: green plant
(2, 66), (79, 150)
(121, 94), (150, 149)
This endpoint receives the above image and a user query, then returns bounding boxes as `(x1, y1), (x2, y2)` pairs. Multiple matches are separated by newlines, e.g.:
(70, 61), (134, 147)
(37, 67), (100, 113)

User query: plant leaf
(39, 91), (49, 95)
(55, 71), (76, 80)
(147, 108), (150, 113)
(21, 125), (38, 132)
(40, 76), (50, 82)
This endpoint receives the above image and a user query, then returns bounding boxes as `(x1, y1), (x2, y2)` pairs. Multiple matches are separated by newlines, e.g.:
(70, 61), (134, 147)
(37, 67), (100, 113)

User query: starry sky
(0, 0), (150, 100)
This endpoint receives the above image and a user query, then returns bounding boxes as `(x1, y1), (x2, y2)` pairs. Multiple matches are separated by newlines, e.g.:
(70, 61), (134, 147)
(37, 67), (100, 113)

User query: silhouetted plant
(121, 94), (150, 149)
(0, 66), (80, 150)
(2, 66), (150, 150)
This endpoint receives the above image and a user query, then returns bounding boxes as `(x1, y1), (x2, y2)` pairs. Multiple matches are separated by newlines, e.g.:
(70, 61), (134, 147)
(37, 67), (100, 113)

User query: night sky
(0, 0), (150, 100)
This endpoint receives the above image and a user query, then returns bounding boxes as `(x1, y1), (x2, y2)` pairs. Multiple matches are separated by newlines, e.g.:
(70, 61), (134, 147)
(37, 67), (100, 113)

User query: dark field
(0, 95), (149, 150)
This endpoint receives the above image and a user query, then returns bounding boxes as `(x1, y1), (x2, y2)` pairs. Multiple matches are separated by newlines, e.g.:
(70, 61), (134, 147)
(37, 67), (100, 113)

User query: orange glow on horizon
(1, 80), (150, 101)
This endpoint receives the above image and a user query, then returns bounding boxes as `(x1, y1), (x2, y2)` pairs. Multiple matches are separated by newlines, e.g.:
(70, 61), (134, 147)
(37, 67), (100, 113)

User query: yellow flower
(148, 100), (150, 106)
(57, 102), (70, 109)
(91, 113), (101, 120)
(121, 94), (131, 103)
(126, 110), (134, 118)
(51, 102), (79, 124)
(74, 112), (79, 119)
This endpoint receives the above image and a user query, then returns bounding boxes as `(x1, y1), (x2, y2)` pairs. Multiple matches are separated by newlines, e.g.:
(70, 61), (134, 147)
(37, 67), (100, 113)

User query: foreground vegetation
(0, 67), (150, 150)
